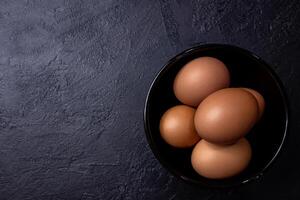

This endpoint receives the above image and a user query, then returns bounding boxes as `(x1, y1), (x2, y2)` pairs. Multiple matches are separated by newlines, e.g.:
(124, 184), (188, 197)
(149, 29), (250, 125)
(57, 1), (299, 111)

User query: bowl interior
(144, 44), (288, 187)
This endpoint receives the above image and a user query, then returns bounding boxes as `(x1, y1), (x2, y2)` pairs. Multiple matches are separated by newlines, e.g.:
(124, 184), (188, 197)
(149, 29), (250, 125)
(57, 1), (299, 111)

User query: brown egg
(191, 138), (252, 179)
(194, 88), (259, 144)
(160, 105), (200, 148)
(242, 88), (265, 120)
(173, 57), (230, 107)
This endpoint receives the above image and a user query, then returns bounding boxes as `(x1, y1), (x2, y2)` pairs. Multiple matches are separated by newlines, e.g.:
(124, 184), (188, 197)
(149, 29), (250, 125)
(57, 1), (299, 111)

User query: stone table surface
(0, 0), (300, 199)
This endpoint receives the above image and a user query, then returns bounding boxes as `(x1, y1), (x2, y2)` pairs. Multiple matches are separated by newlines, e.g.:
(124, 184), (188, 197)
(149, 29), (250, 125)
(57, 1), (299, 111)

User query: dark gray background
(0, 0), (299, 199)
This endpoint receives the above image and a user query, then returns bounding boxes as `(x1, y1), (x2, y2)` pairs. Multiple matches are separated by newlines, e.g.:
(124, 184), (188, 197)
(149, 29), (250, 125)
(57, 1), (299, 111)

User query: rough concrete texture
(0, 0), (300, 199)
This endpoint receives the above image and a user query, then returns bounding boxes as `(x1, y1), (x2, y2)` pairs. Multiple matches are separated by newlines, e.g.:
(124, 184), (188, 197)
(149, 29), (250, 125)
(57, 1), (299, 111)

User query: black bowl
(143, 44), (288, 188)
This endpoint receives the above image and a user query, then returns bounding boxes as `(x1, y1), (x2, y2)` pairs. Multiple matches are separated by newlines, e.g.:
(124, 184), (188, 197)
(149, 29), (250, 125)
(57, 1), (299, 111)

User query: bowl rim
(143, 43), (289, 188)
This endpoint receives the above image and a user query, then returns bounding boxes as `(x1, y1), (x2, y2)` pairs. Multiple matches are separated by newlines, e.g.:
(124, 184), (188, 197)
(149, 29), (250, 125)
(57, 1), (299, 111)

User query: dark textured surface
(0, 0), (299, 199)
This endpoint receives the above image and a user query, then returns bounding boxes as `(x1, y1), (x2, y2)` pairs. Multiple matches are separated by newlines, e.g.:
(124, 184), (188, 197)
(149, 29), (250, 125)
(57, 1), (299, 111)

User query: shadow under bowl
(144, 44), (288, 188)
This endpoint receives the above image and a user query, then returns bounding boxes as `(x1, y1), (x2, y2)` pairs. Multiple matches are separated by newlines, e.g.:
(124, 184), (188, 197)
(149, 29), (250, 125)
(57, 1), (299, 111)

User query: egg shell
(173, 57), (230, 107)
(159, 105), (200, 148)
(191, 138), (252, 179)
(194, 88), (259, 144)
(242, 88), (265, 120)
